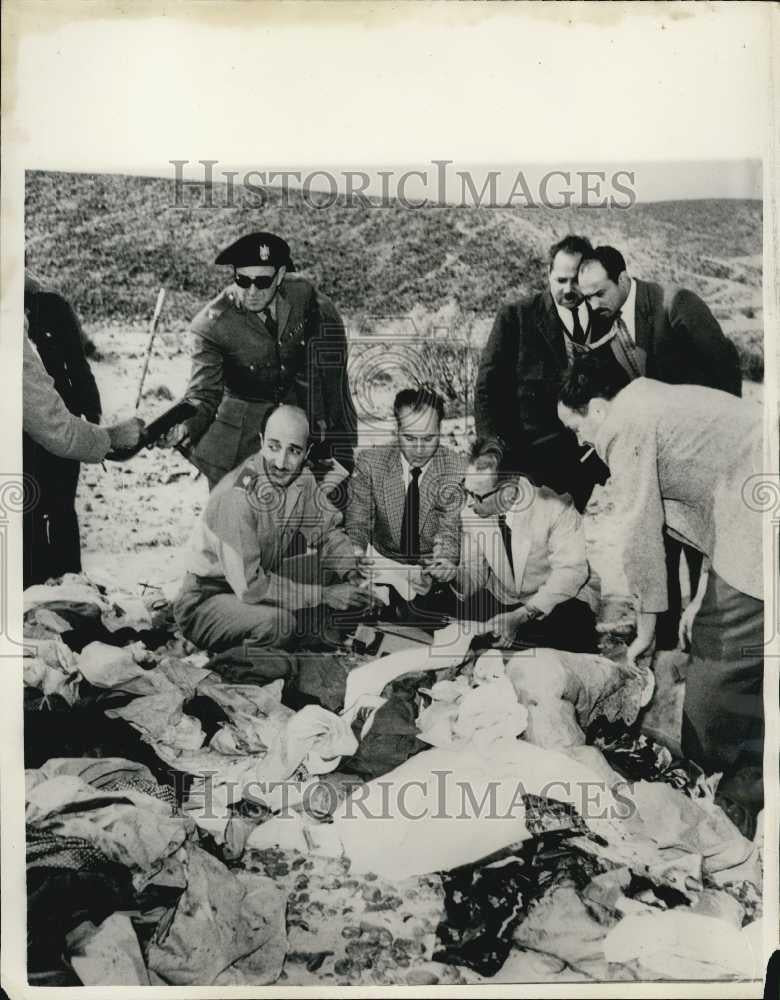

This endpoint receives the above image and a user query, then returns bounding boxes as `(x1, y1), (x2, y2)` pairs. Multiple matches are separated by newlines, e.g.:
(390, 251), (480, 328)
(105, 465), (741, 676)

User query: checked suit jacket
(345, 444), (466, 564)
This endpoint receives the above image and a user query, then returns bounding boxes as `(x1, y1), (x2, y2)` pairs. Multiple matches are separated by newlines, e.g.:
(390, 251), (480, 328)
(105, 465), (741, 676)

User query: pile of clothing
(21, 574), (765, 985)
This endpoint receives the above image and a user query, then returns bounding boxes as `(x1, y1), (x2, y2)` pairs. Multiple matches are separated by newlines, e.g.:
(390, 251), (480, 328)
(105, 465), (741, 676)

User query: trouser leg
(682, 570), (764, 811)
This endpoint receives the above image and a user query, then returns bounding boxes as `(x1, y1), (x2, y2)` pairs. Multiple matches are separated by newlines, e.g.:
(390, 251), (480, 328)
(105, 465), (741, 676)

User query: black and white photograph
(2, 2), (778, 996)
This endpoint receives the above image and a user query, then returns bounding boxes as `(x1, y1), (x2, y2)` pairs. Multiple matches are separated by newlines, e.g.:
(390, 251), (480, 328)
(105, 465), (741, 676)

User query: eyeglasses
(234, 272), (277, 290)
(460, 480), (502, 504)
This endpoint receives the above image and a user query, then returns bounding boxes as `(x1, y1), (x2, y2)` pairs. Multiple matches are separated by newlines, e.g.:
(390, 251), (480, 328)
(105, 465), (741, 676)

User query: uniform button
(280, 364), (286, 372)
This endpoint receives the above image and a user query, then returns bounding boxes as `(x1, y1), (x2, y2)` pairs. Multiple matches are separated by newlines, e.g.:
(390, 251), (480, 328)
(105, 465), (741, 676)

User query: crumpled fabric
(417, 675), (528, 752)
(340, 684), (428, 780)
(266, 704), (359, 778)
(32, 756), (177, 808)
(204, 646), (350, 713)
(25, 774), (191, 889)
(24, 576), (110, 613)
(27, 864), (135, 975)
(23, 637), (81, 706)
(505, 647), (652, 747)
(66, 913), (150, 985)
(105, 690), (205, 751)
(603, 911), (762, 980)
(333, 742), (623, 880)
(623, 780), (756, 880)
(146, 844), (287, 986)
(77, 641), (167, 696)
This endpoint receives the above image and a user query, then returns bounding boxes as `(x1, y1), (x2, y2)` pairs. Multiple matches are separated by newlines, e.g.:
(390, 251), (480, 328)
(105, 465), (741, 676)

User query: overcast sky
(3, 2), (771, 200)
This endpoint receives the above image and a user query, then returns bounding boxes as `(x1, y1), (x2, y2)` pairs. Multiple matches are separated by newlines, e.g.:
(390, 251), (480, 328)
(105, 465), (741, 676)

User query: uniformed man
(173, 404), (372, 652)
(167, 232), (357, 491)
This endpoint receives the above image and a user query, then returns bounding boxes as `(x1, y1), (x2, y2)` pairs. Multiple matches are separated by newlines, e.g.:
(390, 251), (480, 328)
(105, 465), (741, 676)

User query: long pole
(134, 287), (167, 411)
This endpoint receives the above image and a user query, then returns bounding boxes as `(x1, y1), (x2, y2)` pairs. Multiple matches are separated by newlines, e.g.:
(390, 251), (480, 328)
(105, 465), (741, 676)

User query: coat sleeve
(431, 464), (466, 565)
(669, 289), (742, 397)
(56, 294), (102, 422)
(303, 293), (328, 436)
(344, 451), (375, 552)
(454, 517), (489, 596)
(317, 495), (361, 579)
(23, 336), (111, 462)
(527, 501), (589, 615)
(315, 294), (358, 470)
(605, 423), (669, 614)
(183, 329), (225, 445)
(475, 304), (515, 454)
(211, 488), (323, 610)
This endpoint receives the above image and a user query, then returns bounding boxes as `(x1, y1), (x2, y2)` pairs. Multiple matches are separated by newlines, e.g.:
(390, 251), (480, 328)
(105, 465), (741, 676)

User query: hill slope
(24, 170), (763, 375)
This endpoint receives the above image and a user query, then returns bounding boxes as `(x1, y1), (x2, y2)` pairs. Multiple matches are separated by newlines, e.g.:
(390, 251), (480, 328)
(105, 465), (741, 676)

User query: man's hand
(157, 424), (192, 451)
(410, 570), (432, 596)
(627, 610), (658, 669)
(678, 600), (699, 652)
(423, 556), (458, 583)
(485, 609), (525, 649)
(107, 417), (145, 452)
(322, 583), (375, 611)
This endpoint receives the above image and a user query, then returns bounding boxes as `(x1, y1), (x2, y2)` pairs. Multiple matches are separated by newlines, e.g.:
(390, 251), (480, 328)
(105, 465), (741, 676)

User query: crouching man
(173, 404), (372, 652)
(456, 441), (599, 652)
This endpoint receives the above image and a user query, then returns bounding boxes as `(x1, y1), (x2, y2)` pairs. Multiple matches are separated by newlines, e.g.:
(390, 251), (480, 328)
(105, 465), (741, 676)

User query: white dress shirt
(617, 278), (638, 343)
(554, 300), (590, 339)
(400, 452), (433, 489)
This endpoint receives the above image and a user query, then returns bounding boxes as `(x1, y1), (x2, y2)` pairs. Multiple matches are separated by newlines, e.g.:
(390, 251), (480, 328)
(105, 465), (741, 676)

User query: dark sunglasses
(234, 272), (277, 290)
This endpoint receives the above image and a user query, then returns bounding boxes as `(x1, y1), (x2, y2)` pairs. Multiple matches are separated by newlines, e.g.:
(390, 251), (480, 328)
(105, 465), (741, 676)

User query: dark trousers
(23, 453), (82, 588)
(682, 569), (764, 810)
(461, 589), (598, 654)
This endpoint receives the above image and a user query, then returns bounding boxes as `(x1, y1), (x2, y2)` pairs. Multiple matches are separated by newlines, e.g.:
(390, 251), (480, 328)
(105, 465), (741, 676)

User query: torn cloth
(147, 844), (286, 986)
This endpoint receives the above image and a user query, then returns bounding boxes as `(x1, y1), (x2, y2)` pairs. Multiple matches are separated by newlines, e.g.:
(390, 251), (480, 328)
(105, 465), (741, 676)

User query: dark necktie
(497, 513), (514, 575)
(400, 466), (422, 560)
(570, 307), (587, 345)
(262, 308), (278, 339)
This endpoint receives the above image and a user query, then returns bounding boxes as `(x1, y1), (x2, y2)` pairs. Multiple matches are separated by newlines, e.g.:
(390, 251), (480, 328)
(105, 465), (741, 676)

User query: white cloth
(603, 911), (762, 980)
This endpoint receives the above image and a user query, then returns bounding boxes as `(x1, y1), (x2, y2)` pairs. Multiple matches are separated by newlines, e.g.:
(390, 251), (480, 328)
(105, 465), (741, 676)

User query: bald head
(259, 404), (310, 486)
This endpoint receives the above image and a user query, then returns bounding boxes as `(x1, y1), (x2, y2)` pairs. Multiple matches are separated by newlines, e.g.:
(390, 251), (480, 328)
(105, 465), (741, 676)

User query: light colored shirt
(400, 452), (434, 490)
(554, 301), (589, 339)
(615, 277), (638, 343)
(186, 454), (357, 610)
(23, 335), (111, 462)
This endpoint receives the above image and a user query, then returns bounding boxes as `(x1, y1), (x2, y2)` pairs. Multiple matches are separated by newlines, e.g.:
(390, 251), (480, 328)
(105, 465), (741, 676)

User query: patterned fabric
(27, 826), (111, 871)
(346, 444), (466, 564)
(609, 313), (646, 379)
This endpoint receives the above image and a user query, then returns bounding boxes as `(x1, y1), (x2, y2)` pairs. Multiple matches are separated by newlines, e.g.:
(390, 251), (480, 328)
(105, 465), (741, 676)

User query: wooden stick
(134, 287), (167, 411)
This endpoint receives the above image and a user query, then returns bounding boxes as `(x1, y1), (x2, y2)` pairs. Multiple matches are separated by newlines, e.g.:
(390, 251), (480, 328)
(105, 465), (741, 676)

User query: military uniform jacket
(184, 276), (330, 483)
(185, 454), (358, 610)
(345, 444), (466, 564)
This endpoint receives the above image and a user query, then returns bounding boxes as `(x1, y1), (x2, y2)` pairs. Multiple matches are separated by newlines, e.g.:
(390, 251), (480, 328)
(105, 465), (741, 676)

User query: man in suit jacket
(558, 354), (763, 836)
(456, 443), (599, 652)
(345, 387), (465, 615)
(576, 244), (743, 648)
(475, 235), (611, 514)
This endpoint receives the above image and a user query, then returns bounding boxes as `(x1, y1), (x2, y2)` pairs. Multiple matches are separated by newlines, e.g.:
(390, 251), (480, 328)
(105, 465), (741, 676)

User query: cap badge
(259, 243), (271, 261)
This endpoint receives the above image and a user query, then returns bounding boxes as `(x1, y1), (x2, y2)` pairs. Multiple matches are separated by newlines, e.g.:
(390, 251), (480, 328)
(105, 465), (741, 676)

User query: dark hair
(393, 386), (445, 423)
(579, 245), (627, 284)
(548, 235), (593, 270)
(558, 350), (631, 414)
(259, 402), (309, 438)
